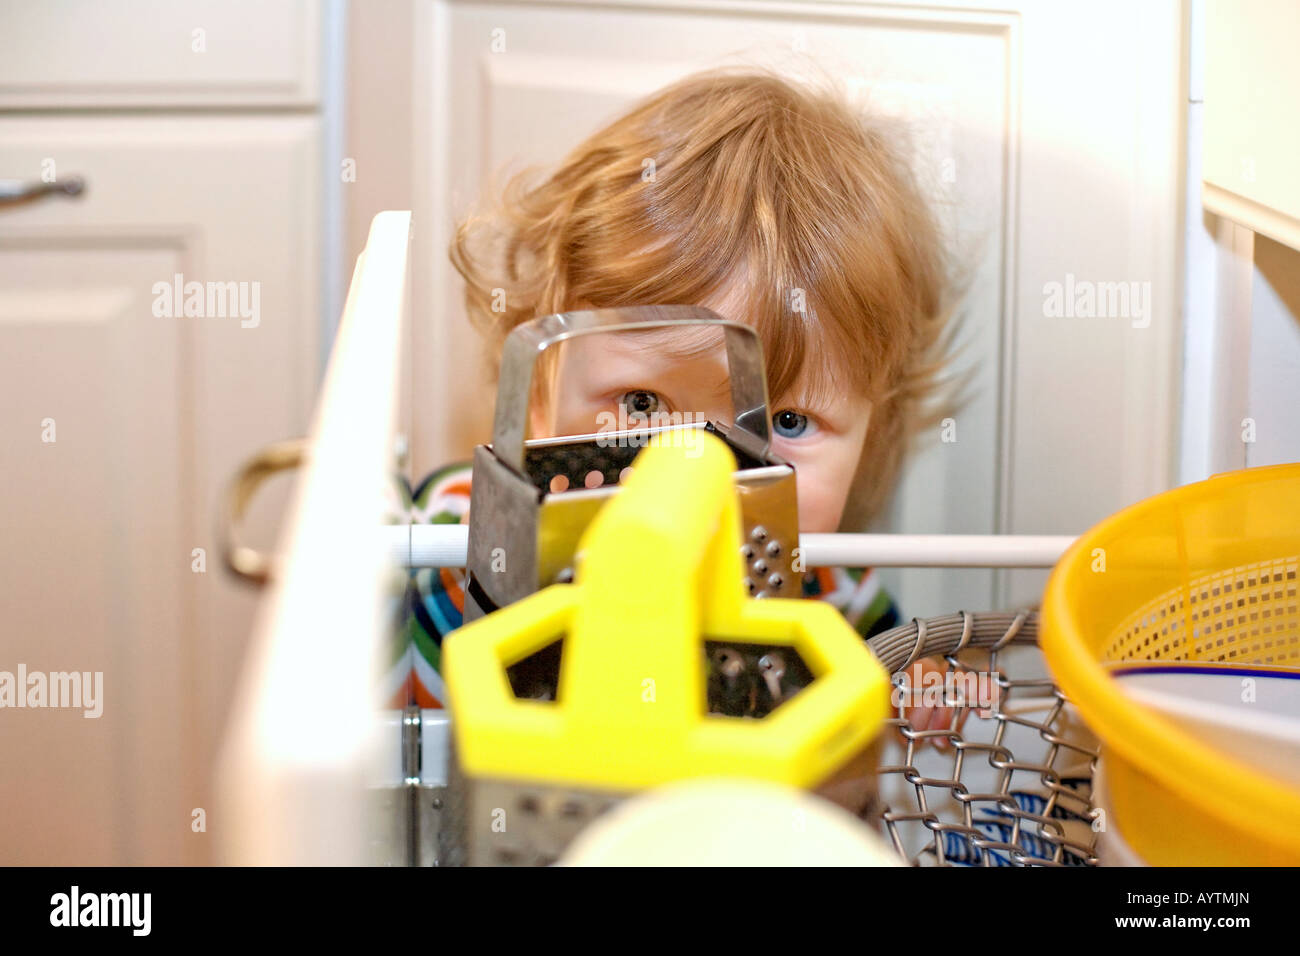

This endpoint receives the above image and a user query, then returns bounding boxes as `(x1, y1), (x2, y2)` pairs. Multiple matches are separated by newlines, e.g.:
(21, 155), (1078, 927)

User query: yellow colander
(1041, 462), (1300, 865)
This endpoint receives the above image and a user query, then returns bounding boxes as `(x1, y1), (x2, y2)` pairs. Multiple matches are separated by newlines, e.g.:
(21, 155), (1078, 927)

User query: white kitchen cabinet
(0, 3), (325, 864)
(1202, 0), (1300, 253)
(0, 115), (321, 864)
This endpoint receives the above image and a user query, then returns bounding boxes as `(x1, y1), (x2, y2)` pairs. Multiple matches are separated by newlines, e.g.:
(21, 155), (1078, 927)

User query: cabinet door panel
(0, 115), (321, 863)
(0, 246), (189, 864)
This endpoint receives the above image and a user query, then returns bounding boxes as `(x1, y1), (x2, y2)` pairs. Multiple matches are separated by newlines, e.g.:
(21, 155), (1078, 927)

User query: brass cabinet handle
(220, 437), (309, 585)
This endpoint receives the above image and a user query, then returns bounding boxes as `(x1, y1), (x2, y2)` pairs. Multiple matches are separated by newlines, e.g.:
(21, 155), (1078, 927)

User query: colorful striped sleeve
(384, 460), (474, 710)
(801, 565), (902, 639)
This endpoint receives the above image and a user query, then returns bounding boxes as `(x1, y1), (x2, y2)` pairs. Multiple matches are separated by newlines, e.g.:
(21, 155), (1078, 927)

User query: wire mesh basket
(425, 607), (1102, 866)
(866, 610), (1101, 867)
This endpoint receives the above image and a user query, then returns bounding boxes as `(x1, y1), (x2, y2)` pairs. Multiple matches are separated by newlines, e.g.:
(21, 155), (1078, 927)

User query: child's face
(528, 322), (872, 534)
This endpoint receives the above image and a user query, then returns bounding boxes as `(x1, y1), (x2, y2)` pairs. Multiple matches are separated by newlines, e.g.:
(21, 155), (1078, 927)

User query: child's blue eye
(773, 409), (812, 438)
(620, 390), (660, 418)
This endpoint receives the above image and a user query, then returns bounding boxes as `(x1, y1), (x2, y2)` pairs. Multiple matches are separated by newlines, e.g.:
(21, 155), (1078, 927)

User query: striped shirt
(383, 461), (902, 708)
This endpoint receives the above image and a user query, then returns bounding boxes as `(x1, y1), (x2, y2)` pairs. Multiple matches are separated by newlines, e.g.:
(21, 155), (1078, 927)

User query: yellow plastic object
(443, 431), (890, 792)
(1041, 462), (1300, 865)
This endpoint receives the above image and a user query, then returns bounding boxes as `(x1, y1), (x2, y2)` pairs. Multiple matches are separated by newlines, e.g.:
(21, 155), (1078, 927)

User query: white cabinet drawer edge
(0, 0), (321, 109)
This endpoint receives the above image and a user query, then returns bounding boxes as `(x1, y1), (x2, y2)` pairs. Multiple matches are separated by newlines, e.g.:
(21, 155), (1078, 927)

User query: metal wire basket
(423, 607), (1102, 867)
(866, 610), (1101, 867)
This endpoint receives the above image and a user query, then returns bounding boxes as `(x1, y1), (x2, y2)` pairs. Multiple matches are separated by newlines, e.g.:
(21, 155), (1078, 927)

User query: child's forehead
(616, 323), (727, 359)
(554, 325), (729, 383)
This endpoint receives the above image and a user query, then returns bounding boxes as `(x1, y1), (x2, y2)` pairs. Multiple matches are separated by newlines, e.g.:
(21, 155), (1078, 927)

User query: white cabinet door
(414, 0), (1184, 619)
(0, 116), (320, 864)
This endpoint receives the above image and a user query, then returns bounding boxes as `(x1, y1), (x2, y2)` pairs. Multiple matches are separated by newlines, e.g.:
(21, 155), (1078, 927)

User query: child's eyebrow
(775, 389), (836, 414)
(776, 353), (869, 412)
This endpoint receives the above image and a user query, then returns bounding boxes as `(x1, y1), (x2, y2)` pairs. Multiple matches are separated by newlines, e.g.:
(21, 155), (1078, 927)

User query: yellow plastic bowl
(1041, 462), (1300, 865)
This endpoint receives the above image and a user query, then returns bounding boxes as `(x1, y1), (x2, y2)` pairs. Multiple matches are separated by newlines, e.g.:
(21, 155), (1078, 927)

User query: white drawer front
(0, 0), (320, 108)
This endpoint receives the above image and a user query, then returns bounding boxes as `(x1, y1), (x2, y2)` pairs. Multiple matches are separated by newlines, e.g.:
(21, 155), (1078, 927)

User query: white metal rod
(387, 525), (1077, 569)
(800, 533), (1077, 568)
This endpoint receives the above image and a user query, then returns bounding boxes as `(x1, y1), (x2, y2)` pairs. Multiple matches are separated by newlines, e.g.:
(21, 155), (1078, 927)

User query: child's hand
(899, 656), (973, 750)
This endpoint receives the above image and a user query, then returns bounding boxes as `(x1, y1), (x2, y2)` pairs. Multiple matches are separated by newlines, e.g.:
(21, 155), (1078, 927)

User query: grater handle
(491, 305), (772, 473)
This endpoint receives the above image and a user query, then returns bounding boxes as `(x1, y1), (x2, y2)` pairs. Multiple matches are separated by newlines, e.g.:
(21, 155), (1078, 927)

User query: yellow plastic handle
(560, 432), (744, 724)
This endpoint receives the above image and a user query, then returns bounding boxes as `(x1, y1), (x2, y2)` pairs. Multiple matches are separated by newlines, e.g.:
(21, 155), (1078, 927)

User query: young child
(386, 66), (960, 713)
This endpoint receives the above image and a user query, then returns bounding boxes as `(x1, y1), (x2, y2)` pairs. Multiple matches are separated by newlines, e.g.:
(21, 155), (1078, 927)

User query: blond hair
(450, 67), (964, 530)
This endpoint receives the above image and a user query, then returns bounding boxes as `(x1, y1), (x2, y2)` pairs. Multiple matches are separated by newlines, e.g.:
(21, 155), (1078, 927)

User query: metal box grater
(440, 433), (891, 867)
(463, 305), (801, 627)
